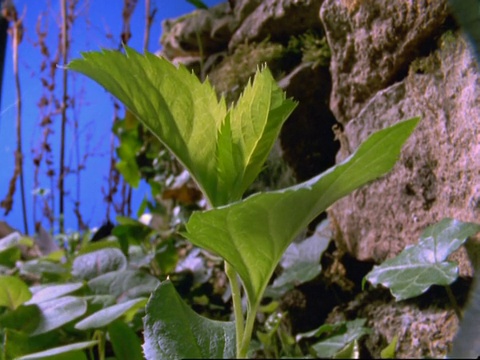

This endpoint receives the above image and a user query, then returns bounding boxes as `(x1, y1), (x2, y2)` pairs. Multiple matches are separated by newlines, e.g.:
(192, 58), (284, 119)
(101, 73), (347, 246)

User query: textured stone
(161, 2), (235, 59)
(229, 0), (325, 50)
(328, 32), (480, 276)
(327, 289), (460, 358)
(320, 0), (450, 124)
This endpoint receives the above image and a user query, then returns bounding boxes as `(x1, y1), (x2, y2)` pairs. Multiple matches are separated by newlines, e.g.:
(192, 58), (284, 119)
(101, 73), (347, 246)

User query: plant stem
(239, 301), (259, 358)
(445, 285), (463, 320)
(225, 261), (244, 357)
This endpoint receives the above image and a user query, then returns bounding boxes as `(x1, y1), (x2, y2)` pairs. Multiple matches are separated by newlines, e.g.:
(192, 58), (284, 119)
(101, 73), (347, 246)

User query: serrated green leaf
(365, 218), (480, 301)
(185, 118), (419, 310)
(143, 280), (235, 359)
(30, 296), (87, 335)
(108, 320), (144, 360)
(0, 276), (32, 310)
(312, 319), (370, 358)
(0, 304), (41, 332)
(71, 248), (127, 281)
(68, 48), (296, 206)
(75, 298), (146, 330)
(15, 341), (97, 360)
(87, 270), (160, 303)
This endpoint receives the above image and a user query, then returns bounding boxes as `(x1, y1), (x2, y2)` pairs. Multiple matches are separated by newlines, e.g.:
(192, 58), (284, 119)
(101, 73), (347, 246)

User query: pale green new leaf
(185, 118), (419, 310)
(68, 48), (296, 206)
(365, 218), (480, 301)
(143, 280), (235, 359)
(0, 276), (32, 310)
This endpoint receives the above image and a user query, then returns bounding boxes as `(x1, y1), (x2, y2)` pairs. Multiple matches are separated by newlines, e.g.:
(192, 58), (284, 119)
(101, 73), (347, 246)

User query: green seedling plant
(67, 47), (419, 359)
(364, 218), (480, 301)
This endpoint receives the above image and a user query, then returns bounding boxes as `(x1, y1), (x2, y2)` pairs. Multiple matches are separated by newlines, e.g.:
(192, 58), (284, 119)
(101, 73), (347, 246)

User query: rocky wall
(160, 0), (479, 357)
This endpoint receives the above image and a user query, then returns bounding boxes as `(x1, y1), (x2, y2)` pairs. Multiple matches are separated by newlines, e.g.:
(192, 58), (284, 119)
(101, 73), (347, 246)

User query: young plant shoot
(68, 48), (419, 359)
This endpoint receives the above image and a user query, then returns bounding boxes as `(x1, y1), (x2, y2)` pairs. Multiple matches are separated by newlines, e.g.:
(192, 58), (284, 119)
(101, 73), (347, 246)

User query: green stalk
(225, 261), (244, 357)
(239, 301), (260, 358)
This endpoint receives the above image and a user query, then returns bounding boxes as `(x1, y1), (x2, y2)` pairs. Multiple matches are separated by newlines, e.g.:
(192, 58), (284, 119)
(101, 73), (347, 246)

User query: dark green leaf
(365, 218), (480, 301)
(185, 0), (208, 9)
(0, 304), (40, 333)
(143, 280), (235, 359)
(108, 320), (144, 360)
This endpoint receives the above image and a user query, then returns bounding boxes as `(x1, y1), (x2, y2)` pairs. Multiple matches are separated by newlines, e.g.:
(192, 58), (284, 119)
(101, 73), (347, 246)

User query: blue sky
(0, 0), (224, 234)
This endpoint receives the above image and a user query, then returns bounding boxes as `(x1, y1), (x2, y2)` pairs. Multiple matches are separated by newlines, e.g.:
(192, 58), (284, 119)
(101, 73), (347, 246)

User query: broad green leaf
(87, 270), (160, 302)
(185, 118), (419, 309)
(365, 218), (480, 301)
(143, 280), (235, 359)
(71, 248), (127, 281)
(27, 283), (84, 305)
(0, 276), (32, 310)
(75, 298), (146, 330)
(0, 246), (21, 267)
(68, 48), (296, 206)
(108, 320), (144, 360)
(0, 304), (40, 332)
(312, 319), (371, 358)
(3, 329), (58, 360)
(296, 323), (344, 342)
(31, 296), (87, 335)
(266, 220), (331, 298)
(15, 341), (97, 360)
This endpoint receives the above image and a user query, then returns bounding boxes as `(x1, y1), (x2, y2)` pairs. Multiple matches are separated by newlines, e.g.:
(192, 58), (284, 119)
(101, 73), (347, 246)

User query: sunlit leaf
(71, 248), (127, 280)
(185, 118), (419, 310)
(31, 296), (87, 335)
(75, 298), (146, 330)
(68, 48), (296, 206)
(365, 218), (480, 301)
(143, 280), (235, 359)
(0, 276), (32, 310)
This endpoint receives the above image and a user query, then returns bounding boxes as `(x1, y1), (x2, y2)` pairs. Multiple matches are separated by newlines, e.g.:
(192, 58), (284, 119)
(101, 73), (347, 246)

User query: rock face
(160, 0), (479, 357)
(320, 0), (450, 124)
(325, 15), (480, 278)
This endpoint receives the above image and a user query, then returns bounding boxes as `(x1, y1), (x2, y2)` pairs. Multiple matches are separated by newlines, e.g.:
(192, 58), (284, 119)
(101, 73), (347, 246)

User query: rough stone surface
(327, 289), (460, 358)
(328, 32), (480, 276)
(229, 0), (325, 49)
(161, 2), (235, 59)
(320, 0), (450, 124)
